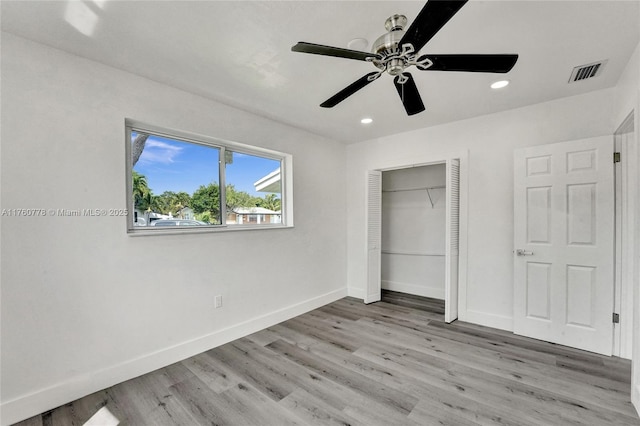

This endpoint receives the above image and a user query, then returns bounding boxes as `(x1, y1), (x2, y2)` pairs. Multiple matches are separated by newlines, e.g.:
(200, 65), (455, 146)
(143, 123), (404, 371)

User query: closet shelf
(382, 185), (445, 193)
(382, 250), (445, 257)
(382, 185), (445, 208)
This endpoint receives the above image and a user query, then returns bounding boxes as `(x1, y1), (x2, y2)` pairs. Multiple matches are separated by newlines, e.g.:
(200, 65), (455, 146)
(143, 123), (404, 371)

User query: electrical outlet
(214, 295), (222, 309)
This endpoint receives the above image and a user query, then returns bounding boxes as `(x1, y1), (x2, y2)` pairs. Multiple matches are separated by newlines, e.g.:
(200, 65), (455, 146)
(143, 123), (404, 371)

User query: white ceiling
(2, 1), (639, 144)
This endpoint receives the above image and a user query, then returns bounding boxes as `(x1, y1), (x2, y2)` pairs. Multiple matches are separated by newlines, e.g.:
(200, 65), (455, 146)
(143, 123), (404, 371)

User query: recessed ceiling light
(347, 38), (369, 51)
(491, 80), (510, 89)
(361, 117), (373, 124)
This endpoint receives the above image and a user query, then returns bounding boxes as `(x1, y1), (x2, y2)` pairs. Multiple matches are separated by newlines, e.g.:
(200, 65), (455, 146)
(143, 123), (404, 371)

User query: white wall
(347, 88), (616, 331)
(381, 165), (446, 298)
(0, 34), (347, 425)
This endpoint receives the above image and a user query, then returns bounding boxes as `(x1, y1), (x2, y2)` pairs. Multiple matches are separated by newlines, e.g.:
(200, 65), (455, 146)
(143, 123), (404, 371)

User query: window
(225, 151), (283, 225)
(126, 120), (292, 233)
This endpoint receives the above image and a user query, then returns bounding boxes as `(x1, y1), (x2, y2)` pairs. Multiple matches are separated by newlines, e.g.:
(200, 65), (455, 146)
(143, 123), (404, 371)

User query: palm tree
(260, 193), (281, 212)
(132, 171), (150, 210)
(143, 193), (162, 214)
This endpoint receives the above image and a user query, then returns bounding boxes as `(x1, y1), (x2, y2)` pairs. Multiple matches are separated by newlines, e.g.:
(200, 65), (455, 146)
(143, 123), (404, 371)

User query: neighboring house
(227, 207), (281, 224)
(177, 206), (194, 220)
(133, 208), (146, 226)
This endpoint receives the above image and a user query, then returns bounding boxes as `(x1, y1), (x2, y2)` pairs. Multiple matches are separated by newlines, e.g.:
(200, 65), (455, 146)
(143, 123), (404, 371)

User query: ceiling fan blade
(399, 0), (468, 54)
(419, 54), (518, 73)
(320, 72), (381, 108)
(394, 73), (425, 116)
(292, 42), (380, 61)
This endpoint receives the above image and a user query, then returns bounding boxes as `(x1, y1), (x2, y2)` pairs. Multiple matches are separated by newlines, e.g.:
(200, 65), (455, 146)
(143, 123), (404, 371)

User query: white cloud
(138, 139), (184, 165)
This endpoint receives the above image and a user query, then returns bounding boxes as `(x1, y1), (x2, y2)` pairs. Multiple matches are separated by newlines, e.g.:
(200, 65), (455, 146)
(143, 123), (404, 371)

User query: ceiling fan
(291, 0), (518, 116)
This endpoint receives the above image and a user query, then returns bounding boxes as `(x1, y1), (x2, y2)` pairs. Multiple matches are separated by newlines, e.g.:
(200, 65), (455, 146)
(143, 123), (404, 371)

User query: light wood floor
(15, 291), (640, 425)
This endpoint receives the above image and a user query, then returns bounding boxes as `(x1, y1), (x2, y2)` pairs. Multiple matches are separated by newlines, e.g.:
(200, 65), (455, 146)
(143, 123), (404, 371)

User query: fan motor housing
(372, 14), (409, 75)
(372, 14), (407, 56)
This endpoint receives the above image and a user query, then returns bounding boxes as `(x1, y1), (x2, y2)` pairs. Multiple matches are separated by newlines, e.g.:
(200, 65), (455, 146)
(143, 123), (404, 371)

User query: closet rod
(383, 185), (445, 208)
(382, 185), (445, 193)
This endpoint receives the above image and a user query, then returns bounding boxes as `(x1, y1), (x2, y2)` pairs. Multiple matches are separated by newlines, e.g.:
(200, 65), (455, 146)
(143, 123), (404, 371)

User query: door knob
(515, 249), (534, 256)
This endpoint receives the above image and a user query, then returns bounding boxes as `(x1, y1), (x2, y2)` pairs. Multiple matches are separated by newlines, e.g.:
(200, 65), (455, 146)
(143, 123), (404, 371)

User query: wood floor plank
(358, 310), (624, 389)
(341, 403), (424, 426)
(244, 327), (282, 347)
(216, 381), (305, 425)
(351, 343), (561, 425)
(266, 339), (419, 416)
(53, 389), (115, 426)
(347, 316), (635, 415)
(106, 368), (198, 425)
(207, 342), (295, 402)
(555, 356), (631, 383)
(39, 393), (107, 426)
(312, 304), (364, 322)
(223, 338), (363, 412)
(422, 321), (633, 393)
(169, 376), (245, 425)
(278, 314), (363, 352)
(324, 299), (437, 330)
(429, 318), (631, 380)
(12, 291), (640, 426)
(181, 352), (241, 394)
(332, 296), (443, 322)
(309, 339), (544, 425)
(278, 389), (364, 426)
(265, 322), (319, 349)
(428, 322), (631, 392)
(44, 405), (80, 426)
(380, 291), (446, 311)
(384, 340), (637, 425)
(407, 399), (489, 426)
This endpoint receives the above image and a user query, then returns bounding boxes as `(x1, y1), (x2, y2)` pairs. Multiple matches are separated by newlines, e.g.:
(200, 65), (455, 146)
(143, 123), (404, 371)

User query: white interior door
(365, 170), (382, 304)
(514, 136), (614, 355)
(445, 159), (460, 323)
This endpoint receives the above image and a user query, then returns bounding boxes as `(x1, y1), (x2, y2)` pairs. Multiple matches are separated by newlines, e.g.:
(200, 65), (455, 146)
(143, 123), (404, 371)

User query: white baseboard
(382, 280), (445, 300)
(463, 309), (513, 332)
(347, 286), (364, 300)
(1, 288), (347, 426)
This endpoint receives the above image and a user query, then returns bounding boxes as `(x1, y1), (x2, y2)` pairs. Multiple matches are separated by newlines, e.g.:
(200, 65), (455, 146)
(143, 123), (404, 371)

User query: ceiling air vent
(568, 60), (607, 83)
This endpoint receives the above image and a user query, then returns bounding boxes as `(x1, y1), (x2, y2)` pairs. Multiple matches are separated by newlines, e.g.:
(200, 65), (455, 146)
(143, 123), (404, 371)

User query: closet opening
(382, 164), (447, 300)
(366, 158), (461, 323)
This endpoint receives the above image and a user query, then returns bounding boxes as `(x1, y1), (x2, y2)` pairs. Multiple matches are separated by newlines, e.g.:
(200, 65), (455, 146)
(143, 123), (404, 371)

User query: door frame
(614, 111), (637, 359)
(364, 150), (469, 321)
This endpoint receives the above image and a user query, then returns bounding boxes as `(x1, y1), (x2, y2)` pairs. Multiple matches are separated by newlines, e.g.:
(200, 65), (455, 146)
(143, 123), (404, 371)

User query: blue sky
(133, 133), (280, 197)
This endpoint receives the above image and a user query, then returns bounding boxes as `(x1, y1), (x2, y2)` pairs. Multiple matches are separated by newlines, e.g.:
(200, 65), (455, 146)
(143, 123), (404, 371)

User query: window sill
(127, 223), (293, 236)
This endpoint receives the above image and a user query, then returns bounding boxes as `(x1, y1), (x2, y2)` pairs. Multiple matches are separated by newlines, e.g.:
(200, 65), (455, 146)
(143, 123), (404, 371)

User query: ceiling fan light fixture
(491, 80), (510, 89)
(360, 117), (373, 124)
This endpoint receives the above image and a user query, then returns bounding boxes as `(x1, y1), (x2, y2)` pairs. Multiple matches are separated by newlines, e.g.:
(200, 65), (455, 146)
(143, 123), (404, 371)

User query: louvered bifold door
(445, 159), (460, 322)
(365, 170), (382, 304)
